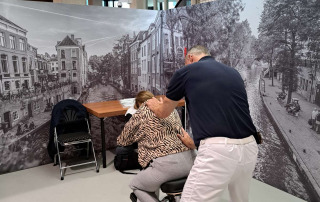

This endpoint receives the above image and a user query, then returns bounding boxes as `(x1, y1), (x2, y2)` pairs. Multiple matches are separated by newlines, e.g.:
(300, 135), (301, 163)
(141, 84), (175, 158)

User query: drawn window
(4, 81), (10, 90)
(12, 56), (19, 73)
(15, 80), (20, 89)
(72, 61), (77, 70)
(1, 54), (8, 73)
(0, 32), (5, 47)
(71, 49), (77, 57)
(9, 35), (15, 49)
(61, 50), (65, 59)
(12, 111), (19, 121)
(19, 38), (25, 51)
(22, 57), (27, 73)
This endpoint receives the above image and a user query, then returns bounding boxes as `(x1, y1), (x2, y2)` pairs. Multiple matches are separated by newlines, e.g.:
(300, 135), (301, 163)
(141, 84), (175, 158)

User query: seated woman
(117, 91), (196, 202)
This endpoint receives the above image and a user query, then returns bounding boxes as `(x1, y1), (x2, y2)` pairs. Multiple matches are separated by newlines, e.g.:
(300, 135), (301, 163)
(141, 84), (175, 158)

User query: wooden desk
(83, 96), (185, 168)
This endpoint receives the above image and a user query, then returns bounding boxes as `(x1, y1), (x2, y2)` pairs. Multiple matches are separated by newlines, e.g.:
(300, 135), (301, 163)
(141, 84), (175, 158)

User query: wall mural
(165, 0), (319, 201)
(0, 0), (160, 174)
(0, 0), (319, 201)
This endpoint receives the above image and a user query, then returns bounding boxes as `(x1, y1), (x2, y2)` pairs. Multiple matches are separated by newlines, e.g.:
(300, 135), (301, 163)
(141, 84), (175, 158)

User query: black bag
(308, 119), (312, 126)
(114, 144), (142, 174)
(253, 131), (263, 144)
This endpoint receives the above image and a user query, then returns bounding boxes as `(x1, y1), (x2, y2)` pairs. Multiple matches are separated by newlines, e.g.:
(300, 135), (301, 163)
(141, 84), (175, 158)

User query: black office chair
(160, 177), (188, 202)
(51, 100), (99, 180)
(130, 177), (188, 202)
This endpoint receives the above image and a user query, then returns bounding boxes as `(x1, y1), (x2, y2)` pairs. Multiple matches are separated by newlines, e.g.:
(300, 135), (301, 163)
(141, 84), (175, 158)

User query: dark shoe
(130, 192), (137, 202)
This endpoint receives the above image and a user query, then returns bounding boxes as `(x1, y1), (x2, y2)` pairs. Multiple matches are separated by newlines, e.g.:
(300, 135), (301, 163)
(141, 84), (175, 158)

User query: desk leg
(100, 118), (106, 168)
(182, 106), (186, 130)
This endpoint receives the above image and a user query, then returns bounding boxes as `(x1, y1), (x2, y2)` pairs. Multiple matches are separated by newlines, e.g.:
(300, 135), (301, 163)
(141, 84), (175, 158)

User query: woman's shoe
(130, 192), (137, 202)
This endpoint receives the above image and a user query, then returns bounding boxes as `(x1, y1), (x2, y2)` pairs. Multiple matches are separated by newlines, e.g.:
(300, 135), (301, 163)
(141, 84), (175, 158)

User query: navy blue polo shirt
(166, 56), (256, 147)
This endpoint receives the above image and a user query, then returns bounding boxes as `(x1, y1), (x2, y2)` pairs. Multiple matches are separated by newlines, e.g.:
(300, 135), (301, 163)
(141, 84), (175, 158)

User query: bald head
(185, 45), (211, 65)
(187, 45), (211, 56)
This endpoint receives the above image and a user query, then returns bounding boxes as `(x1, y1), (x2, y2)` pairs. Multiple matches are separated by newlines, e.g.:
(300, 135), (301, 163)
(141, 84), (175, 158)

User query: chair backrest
(56, 108), (89, 136)
(51, 99), (89, 136)
(61, 108), (79, 123)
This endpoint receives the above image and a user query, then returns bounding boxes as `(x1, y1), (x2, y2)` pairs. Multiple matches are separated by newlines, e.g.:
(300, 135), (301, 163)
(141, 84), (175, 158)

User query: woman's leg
(130, 150), (195, 202)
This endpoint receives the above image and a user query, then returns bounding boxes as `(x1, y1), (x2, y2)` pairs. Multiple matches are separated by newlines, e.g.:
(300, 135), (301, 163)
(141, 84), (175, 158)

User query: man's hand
(146, 97), (162, 117)
(146, 96), (179, 118)
(177, 127), (196, 150)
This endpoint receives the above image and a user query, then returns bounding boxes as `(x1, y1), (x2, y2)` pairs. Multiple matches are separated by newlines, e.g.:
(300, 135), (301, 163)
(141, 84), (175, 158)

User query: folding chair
(53, 104), (99, 180)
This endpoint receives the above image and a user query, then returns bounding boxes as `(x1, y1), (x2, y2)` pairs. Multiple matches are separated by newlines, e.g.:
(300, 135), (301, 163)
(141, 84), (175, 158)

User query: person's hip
(153, 150), (196, 166)
(198, 135), (258, 163)
(200, 135), (255, 145)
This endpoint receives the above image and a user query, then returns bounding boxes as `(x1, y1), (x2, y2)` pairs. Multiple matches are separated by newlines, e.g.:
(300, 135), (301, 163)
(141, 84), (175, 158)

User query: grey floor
(0, 151), (306, 202)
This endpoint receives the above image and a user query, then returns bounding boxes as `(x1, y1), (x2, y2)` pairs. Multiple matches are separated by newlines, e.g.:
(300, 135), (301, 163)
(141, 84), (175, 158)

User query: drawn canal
(243, 66), (314, 201)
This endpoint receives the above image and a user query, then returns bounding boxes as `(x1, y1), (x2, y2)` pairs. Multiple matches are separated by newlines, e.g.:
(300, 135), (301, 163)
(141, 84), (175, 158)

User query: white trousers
(180, 137), (258, 202)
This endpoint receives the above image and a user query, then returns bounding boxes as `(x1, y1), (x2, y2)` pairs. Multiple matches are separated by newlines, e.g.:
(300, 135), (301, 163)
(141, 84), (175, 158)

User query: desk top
(83, 95), (185, 118)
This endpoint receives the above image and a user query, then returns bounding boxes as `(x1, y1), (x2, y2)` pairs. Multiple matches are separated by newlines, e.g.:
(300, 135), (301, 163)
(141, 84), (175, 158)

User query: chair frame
(160, 192), (182, 202)
(54, 117), (99, 180)
(160, 177), (187, 202)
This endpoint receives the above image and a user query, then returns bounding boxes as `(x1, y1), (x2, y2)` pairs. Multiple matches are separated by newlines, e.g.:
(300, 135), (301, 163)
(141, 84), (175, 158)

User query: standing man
(146, 45), (258, 202)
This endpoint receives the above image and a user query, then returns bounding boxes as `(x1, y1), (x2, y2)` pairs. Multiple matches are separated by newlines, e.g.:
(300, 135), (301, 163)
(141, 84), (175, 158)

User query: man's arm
(146, 96), (179, 118)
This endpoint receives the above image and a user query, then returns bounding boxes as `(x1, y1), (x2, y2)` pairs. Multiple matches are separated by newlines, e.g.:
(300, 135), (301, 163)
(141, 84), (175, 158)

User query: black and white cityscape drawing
(0, 0), (160, 173)
(0, 0), (319, 201)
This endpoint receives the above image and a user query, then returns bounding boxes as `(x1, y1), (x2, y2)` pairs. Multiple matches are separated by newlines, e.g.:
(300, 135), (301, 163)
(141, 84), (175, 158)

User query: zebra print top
(117, 103), (189, 168)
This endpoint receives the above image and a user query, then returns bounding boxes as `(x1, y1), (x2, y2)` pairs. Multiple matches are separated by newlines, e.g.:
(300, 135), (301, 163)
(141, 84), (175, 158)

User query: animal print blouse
(117, 103), (189, 168)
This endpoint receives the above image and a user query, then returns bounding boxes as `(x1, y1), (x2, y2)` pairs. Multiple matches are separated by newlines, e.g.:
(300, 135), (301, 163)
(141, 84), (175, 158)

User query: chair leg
(90, 141), (99, 173)
(55, 141), (64, 180)
(86, 142), (90, 159)
(53, 154), (57, 166)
